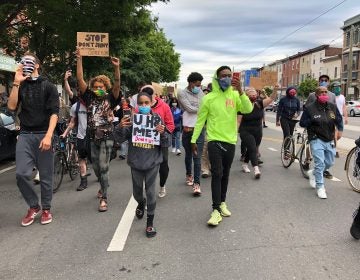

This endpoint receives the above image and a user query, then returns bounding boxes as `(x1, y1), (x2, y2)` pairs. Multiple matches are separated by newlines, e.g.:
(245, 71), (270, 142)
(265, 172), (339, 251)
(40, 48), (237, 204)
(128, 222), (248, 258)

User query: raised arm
(262, 85), (278, 108)
(64, 70), (75, 99)
(75, 48), (87, 94)
(111, 57), (120, 99)
(8, 65), (27, 111)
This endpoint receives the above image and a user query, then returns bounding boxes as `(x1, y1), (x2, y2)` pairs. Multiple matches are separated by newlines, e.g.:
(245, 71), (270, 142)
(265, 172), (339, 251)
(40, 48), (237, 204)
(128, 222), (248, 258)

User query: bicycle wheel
(53, 151), (64, 193)
(345, 147), (360, 193)
(68, 148), (79, 181)
(299, 142), (313, 179)
(281, 136), (295, 168)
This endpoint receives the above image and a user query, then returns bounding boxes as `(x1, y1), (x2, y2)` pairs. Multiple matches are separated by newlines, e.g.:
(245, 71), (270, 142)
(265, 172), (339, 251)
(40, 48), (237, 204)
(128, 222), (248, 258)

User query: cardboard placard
(77, 32), (109, 57)
(132, 114), (161, 145)
(249, 71), (277, 90)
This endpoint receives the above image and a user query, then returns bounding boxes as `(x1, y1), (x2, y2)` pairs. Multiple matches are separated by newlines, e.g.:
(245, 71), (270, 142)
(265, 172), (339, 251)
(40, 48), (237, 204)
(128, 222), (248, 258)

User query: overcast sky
(150, 0), (360, 88)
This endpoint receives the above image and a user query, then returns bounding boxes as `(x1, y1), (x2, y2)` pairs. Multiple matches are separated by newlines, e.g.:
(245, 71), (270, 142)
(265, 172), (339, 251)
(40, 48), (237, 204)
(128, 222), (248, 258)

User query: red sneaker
(40, 210), (53, 225)
(21, 207), (41, 226)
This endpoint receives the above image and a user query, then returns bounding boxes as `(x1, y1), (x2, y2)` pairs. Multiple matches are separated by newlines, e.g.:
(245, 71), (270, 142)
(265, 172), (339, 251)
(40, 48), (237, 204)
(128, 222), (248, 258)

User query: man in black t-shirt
(8, 52), (59, 227)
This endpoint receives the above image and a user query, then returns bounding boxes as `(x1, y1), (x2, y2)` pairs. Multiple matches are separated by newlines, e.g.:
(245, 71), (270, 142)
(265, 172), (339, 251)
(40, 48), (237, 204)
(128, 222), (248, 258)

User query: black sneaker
(350, 205), (360, 240)
(135, 198), (146, 219)
(146, 226), (157, 238)
(302, 162), (310, 171)
(323, 170), (333, 179)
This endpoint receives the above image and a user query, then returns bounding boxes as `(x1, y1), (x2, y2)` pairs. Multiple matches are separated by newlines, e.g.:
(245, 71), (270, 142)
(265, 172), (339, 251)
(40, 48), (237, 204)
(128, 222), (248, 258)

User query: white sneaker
(254, 166), (261, 179)
(158, 186), (166, 198)
(316, 187), (327, 199)
(242, 164), (250, 173)
(176, 149), (182, 155)
(307, 169), (316, 188)
(171, 148), (176, 153)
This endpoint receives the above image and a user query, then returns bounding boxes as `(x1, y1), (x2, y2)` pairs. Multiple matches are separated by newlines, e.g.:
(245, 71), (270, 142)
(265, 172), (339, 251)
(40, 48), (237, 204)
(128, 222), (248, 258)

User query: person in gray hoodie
(114, 92), (169, 238)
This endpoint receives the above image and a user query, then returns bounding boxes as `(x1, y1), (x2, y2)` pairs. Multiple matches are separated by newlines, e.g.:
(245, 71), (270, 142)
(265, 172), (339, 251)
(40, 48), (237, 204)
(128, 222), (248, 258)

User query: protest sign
(77, 32), (109, 57)
(132, 114), (161, 145)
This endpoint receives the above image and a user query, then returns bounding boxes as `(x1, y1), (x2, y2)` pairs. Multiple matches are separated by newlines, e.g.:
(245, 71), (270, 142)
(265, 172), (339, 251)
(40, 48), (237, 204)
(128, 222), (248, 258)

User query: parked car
(0, 108), (17, 161)
(346, 101), (360, 117)
(265, 101), (278, 112)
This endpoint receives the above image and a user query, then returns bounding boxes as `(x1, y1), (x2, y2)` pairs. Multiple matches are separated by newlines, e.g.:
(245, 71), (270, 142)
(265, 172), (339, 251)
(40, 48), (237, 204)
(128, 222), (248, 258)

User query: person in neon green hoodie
(191, 66), (253, 226)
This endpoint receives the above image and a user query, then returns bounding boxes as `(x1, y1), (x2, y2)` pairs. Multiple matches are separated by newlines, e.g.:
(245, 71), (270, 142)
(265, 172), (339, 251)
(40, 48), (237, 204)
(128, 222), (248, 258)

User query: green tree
(297, 78), (318, 99)
(0, 0), (180, 89)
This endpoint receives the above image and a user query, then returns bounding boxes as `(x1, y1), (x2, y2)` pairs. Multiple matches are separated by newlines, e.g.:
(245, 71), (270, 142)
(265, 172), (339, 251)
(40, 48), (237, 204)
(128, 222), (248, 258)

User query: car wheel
(350, 110), (355, 117)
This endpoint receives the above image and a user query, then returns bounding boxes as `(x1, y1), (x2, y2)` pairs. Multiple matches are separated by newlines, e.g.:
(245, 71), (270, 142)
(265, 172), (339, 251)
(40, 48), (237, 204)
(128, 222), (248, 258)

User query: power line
(239, 0), (348, 64)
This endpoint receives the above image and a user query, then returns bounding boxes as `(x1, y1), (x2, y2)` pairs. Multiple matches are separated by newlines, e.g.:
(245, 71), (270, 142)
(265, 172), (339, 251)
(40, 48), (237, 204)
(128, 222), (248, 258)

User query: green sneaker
(207, 209), (222, 226)
(220, 202), (231, 217)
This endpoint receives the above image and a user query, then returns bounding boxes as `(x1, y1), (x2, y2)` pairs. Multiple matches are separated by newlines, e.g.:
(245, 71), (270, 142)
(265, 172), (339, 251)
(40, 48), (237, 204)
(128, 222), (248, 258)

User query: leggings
(239, 125), (262, 167)
(280, 118), (297, 139)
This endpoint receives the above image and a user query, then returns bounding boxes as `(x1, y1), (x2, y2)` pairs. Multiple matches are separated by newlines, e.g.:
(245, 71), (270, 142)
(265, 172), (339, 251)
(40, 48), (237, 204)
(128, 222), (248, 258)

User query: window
(334, 67), (338, 78)
(346, 31), (350, 47)
(343, 54), (348, 72)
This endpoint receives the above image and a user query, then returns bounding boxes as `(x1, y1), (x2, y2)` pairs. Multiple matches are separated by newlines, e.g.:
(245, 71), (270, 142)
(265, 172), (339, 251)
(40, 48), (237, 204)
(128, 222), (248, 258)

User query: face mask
(249, 96), (257, 102)
(333, 87), (341, 96)
(172, 103), (177, 107)
(21, 57), (36, 76)
(192, 86), (201, 94)
(218, 77), (232, 91)
(317, 95), (329, 104)
(138, 106), (151, 114)
(319, 81), (328, 87)
(94, 89), (107, 97)
(288, 90), (297, 97)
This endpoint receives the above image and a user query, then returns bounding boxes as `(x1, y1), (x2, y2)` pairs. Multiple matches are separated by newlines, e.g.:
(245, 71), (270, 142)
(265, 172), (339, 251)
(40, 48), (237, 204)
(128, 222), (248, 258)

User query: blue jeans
(172, 128), (181, 149)
(310, 138), (335, 189)
(120, 140), (128, 157)
(182, 129), (204, 184)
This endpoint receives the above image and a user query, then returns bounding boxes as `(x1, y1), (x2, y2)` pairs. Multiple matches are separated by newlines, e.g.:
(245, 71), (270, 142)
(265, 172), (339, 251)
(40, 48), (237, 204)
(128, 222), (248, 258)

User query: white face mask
(172, 103), (177, 107)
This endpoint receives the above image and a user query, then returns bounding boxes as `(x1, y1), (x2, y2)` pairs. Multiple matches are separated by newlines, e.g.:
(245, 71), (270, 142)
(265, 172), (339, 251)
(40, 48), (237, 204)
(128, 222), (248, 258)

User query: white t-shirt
(70, 102), (87, 139)
(336, 94), (345, 116)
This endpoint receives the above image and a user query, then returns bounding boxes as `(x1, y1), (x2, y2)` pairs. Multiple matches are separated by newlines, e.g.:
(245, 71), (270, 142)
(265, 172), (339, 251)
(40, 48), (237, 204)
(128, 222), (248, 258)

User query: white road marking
(0, 165), (15, 174)
(107, 195), (137, 252)
(268, 147), (278, 152)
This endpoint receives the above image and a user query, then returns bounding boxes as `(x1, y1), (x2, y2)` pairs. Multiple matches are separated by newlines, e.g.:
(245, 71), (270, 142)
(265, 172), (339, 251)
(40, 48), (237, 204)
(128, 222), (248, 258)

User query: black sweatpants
(239, 125), (262, 167)
(208, 141), (235, 211)
(280, 118), (297, 139)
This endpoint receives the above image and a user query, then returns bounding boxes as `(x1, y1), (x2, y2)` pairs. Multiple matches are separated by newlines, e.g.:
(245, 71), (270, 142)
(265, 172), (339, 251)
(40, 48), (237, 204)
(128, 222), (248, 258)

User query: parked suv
(0, 108), (17, 161)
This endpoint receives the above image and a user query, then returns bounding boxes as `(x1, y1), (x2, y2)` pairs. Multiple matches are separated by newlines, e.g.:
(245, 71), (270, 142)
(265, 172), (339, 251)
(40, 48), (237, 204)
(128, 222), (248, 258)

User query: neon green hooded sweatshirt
(191, 72), (253, 144)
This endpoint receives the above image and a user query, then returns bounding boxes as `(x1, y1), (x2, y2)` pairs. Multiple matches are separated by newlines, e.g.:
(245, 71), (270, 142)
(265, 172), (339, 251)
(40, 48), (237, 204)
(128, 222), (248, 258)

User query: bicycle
(53, 133), (79, 193)
(280, 124), (314, 179)
(344, 138), (360, 193)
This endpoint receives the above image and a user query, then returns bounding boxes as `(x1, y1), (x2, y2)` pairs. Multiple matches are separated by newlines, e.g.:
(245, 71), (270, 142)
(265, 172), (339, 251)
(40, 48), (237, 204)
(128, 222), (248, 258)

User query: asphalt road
(0, 114), (359, 280)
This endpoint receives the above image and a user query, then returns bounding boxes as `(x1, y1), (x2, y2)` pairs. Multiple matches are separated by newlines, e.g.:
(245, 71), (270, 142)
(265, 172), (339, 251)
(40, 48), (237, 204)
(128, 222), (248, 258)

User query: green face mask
(333, 87), (341, 96)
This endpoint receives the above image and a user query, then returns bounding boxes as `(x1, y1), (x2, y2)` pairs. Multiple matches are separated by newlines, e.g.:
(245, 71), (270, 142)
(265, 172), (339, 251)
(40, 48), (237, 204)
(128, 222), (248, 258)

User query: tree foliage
(297, 78), (318, 99)
(0, 0), (180, 92)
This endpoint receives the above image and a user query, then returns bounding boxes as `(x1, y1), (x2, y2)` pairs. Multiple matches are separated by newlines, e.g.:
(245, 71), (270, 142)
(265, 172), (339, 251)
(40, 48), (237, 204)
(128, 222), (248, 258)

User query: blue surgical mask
(319, 81), (328, 87)
(218, 77), (232, 91)
(138, 106), (151, 114)
(192, 86), (201, 94)
(333, 87), (341, 96)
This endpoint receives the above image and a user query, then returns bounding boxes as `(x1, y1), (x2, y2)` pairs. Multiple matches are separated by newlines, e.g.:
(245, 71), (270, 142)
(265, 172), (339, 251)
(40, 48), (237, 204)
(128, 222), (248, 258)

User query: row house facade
(341, 14), (360, 98)
(279, 45), (342, 89)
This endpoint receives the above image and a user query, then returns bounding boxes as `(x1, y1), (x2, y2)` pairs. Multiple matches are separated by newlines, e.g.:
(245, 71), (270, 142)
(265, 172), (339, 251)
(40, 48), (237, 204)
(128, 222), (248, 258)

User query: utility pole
(346, 25), (354, 98)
